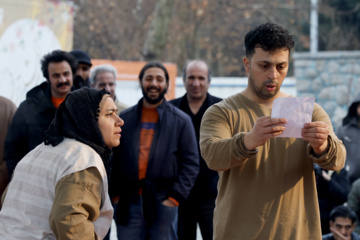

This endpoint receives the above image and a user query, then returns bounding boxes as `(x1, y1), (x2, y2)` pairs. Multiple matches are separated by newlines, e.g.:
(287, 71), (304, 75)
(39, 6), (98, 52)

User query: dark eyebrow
(257, 60), (288, 64)
(106, 108), (117, 113)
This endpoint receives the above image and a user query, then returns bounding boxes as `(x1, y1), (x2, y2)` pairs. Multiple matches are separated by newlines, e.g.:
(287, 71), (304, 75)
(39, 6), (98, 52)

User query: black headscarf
(44, 87), (112, 171)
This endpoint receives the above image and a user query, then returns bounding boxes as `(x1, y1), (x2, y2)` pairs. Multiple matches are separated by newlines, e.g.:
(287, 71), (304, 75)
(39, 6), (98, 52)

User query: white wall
(115, 77), (297, 107)
(175, 77), (297, 99)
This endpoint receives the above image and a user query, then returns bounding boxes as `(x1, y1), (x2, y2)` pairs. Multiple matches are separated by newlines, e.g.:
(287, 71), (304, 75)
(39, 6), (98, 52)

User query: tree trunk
(142, 0), (175, 61)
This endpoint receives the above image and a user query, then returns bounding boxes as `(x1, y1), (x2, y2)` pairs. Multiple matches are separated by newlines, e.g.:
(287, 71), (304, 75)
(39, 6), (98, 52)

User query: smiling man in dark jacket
(110, 61), (199, 240)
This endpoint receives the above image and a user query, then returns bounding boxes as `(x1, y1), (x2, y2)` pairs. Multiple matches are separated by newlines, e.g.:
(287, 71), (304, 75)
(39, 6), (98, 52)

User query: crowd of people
(0, 22), (359, 240)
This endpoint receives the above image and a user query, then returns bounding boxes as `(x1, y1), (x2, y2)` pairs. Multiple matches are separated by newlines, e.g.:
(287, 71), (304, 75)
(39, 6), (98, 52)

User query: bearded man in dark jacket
(336, 94), (360, 184)
(4, 50), (77, 178)
(110, 61), (199, 240)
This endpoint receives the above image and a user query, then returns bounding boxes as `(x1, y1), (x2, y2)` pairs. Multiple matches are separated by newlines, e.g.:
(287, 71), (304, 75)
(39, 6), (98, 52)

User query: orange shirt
(138, 107), (158, 180)
(51, 96), (65, 108)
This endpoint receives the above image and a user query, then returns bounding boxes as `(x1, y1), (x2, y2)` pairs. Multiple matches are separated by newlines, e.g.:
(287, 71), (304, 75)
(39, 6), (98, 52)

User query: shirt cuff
(308, 135), (333, 162)
(239, 133), (259, 156)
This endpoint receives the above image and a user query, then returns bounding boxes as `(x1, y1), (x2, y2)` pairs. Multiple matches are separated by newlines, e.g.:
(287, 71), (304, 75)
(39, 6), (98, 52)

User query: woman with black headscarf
(336, 94), (360, 185)
(0, 87), (124, 239)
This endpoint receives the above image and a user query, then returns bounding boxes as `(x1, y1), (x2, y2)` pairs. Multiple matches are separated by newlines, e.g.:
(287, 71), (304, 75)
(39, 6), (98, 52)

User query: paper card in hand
(271, 97), (315, 138)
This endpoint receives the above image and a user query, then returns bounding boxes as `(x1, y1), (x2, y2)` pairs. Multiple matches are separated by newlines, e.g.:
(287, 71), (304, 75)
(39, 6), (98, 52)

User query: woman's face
(98, 96), (124, 148)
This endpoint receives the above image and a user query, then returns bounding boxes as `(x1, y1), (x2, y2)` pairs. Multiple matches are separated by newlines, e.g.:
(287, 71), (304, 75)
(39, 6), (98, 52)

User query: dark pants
(116, 196), (178, 240)
(178, 197), (215, 240)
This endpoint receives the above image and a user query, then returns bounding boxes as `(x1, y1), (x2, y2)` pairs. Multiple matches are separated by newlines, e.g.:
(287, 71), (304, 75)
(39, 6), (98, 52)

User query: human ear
(243, 57), (250, 73)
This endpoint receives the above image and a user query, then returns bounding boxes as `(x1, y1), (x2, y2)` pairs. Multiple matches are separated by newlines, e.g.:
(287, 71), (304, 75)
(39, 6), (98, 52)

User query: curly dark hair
(40, 50), (78, 81)
(245, 22), (294, 58)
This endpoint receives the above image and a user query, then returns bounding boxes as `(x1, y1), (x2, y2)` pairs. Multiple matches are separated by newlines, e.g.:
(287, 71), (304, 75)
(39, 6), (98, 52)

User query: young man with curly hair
(199, 22), (346, 240)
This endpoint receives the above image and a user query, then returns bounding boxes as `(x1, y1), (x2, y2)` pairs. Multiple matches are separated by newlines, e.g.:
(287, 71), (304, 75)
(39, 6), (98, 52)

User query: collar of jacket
(135, 97), (168, 122)
(348, 115), (360, 128)
(25, 81), (54, 109)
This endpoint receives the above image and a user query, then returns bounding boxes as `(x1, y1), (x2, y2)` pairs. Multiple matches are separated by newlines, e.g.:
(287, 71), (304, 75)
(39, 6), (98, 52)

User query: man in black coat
(4, 50), (77, 178)
(170, 59), (222, 240)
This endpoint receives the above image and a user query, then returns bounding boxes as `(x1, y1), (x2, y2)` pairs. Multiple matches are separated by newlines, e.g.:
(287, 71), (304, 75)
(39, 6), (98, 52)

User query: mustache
(263, 80), (277, 85)
(56, 82), (70, 88)
(147, 86), (161, 91)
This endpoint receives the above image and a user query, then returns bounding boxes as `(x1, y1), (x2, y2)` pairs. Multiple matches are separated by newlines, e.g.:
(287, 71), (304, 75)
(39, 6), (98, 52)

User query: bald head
(183, 60), (211, 83)
(183, 60), (211, 101)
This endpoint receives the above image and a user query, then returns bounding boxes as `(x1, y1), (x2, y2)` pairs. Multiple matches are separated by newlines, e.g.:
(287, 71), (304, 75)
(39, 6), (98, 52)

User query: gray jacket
(336, 94), (360, 184)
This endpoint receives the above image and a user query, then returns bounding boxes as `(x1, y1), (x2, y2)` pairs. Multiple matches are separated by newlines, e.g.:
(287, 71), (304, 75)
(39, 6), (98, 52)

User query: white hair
(89, 64), (117, 85)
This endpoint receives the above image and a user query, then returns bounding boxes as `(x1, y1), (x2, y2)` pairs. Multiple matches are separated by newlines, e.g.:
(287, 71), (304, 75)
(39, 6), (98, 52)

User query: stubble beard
(142, 86), (168, 105)
(248, 74), (280, 100)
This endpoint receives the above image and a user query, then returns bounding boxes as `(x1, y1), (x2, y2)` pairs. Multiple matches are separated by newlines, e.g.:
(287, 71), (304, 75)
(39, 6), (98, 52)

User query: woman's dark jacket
(336, 94), (360, 184)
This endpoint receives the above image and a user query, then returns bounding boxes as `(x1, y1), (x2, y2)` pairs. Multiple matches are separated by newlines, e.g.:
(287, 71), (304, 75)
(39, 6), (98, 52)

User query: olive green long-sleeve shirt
(200, 93), (346, 240)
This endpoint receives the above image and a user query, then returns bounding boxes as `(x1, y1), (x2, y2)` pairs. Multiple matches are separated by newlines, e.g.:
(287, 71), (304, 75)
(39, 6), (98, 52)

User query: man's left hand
(301, 121), (329, 155)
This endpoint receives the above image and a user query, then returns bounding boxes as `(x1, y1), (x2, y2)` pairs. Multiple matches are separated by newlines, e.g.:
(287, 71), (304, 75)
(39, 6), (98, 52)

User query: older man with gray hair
(90, 64), (129, 113)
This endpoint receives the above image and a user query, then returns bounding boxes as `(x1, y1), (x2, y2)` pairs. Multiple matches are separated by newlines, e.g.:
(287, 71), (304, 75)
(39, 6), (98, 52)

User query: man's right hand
(243, 116), (286, 150)
(330, 226), (351, 240)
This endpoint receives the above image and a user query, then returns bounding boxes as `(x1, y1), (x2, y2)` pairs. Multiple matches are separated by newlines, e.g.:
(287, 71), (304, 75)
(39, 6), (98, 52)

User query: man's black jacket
(110, 98), (199, 224)
(170, 93), (222, 200)
(4, 82), (56, 177)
